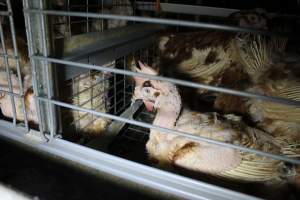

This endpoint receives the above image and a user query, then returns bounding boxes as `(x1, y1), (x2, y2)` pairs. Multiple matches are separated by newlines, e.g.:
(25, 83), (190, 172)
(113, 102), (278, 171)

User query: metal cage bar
(0, 22), (17, 125)
(22, 0), (46, 135)
(25, 4), (300, 164)
(38, 0), (56, 138)
(0, 121), (259, 200)
(23, 9), (293, 38)
(36, 96), (300, 166)
(6, 0), (29, 130)
(32, 56), (300, 107)
(1, 2), (298, 200)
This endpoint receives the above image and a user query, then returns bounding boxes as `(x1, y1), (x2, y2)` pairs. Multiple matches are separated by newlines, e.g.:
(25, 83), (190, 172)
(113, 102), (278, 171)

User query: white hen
(132, 61), (299, 184)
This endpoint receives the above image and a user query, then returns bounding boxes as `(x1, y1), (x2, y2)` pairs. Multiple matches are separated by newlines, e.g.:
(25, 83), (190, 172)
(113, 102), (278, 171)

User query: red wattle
(143, 100), (154, 112)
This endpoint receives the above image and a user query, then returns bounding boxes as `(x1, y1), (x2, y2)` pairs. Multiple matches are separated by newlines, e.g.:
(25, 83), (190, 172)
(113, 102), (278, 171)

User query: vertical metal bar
(133, 0), (136, 18)
(176, 14), (180, 32)
(38, 0), (56, 139)
(123, 56), (126, 108)
(0, 22), (17, 126)
(22, 0), (44, 134)
(101, 0), (104, 31)
(68, 0), (71, 37)
(114, 71), (117, 114)
(6, 0), (29, 130)
(89, 68), (94, 126)
(86, 0), (89, 33)
(77, 75), (81, 130)
(71, 76), (76, 132)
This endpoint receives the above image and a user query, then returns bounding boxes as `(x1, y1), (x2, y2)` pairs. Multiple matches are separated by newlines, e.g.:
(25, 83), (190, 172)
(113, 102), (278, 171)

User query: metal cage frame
(0, 0), (299, 199)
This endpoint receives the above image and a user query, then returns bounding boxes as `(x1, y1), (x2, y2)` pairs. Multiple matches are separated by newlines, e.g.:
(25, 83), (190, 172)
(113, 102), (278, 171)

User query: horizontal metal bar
(0, 120), (259, 200)
(37, 96), (300, 165)
(127, 127), (149, 135)
(63, 24), (160, 62)
(7, 0), (29, 130)
(24, 9), (276, 36)
(68, 19), (91, 24)
(78, 97), (104, 110)
(0, 21), (17, 125)
(139, 111), (155, 118)
(32, 56), (300, 107)
(68, 4), (103, 8)
(136, 2), (238, 17)
(0, 53), (18, 59)
(108, 98), (125, 110)
(136, 2), (300, 19)
(108, 89), (124, 101)
(71, 77), (110, 97)
(0, 89), (23, 97)
(0, 11), (10, 16)
(0, 183), (32, 200)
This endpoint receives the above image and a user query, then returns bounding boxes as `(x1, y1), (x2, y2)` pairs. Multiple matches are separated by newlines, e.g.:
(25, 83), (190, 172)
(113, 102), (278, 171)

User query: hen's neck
(152, 88), (182, 130)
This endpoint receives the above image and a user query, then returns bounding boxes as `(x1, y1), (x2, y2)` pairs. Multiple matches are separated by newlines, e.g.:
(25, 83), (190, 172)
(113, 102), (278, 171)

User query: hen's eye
(143, 81), (152, 87)
(145, 88), (150, 93)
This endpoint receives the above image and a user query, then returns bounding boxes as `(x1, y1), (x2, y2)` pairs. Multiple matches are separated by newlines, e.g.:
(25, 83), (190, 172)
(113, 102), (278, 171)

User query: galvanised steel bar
(6, 0), (29, 130)
(0, 11), (10, 16)
(0, 22), (17, 125)
(22, 0), (44, 134)
(38, 0), (56, 138)
(0, 89), (23, 97)
(37, 97), (300, 166)
(24, 9), (292, 38)
(32, 56), (300, 107)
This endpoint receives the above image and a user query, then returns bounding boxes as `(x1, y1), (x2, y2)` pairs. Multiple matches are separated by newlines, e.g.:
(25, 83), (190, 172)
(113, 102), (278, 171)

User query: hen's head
(230, 8), (268, 30)
(132, 61), (181, 112)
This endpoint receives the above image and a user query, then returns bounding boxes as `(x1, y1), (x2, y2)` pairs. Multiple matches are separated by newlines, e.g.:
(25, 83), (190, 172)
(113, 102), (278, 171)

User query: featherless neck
(153, 85), (182, 129)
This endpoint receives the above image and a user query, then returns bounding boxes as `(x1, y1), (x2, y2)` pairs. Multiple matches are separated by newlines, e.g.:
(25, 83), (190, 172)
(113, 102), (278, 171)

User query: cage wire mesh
(1, 0), (300, 199)
(0, 0), (29, 129)
(50, 0), (134, 39)
(25, 0), (300, 165)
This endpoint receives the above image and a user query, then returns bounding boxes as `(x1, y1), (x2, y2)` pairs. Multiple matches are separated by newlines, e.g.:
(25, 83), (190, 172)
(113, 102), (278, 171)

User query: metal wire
(68, 68), (113, 133)
(39, 0), (56, 138)
(21, 0), (300, 173)
(22, 0), (45, 134)
(0, 89), (23, 97)
(32, 56), (300, 107)
(23, 9), (291, 38)
(0, 22), (17, 125)
(0, 11), (10, 16)
(6, 0), (29, 129)
(36, 97), (300, 165)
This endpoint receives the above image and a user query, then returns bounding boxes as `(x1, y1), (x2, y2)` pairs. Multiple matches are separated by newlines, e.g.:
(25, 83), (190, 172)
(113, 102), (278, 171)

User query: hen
(0, 71), (37, 125)
(156, 7), (290, 102)
(214, 36), (300, 156)
(70, 70), (111, 137)
(52, 0), (133, 38)
(131, 61), (299, 184)
(0, 16), (31, 77)
(91, 0), (133, 31)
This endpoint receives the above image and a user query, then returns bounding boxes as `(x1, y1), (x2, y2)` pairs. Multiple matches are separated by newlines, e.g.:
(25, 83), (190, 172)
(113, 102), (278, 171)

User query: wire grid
(62, 46), (155, 138)
(108, 105), (155, 164)
(111, 44), (167, 143)
(50, 0), (134, 40)
(23, 0), (300, 168)
(0, 0), (28, 129)
(61, 52), (141, 138)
